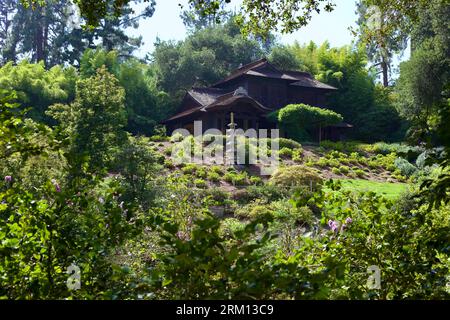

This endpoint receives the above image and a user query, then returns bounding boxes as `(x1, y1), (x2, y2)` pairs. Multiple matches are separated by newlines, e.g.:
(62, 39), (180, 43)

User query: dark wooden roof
(163, 88), (270, 123)
(213, 58), (337, 90)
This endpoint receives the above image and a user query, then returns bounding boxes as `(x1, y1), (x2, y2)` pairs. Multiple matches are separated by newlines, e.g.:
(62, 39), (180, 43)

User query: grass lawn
(331, 179), (409, 200)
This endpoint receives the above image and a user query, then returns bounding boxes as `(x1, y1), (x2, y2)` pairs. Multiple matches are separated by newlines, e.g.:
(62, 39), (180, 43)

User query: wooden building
(162, 58), (351, 141)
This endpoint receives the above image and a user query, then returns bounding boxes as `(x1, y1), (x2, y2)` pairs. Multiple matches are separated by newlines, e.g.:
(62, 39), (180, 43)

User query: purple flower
(176, 231), (187, 241)
(328, 220), (339, 232)
(51, 179), (61, 192)
(346, 217), (353, 224)
(4, 176), (12, 183)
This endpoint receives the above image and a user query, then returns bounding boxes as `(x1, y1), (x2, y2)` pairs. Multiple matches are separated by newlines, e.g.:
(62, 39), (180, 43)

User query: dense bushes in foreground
(124, 181), (450, 300)
(1, 79), (449, 299)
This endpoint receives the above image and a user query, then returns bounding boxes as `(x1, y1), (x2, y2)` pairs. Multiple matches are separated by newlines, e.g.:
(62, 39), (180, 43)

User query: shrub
(315, 158), (328, 168)
(394, 158), (417, 177)
(155, 154), (165, 165)
(231, 189), (251, 203)
(235, 200), (275, 219)
(277, 138), (302, 150)
(181, 164), (198, 175)
(164, 146), (173, 156)
(278, 147), (293, 159)
(249, 176), (263, 185)
(207, 171), (221, 182)
(210, 165), (224, 175)
(292, 149), (303, 162)
(354, 169), (365, 178)
(194, 179), (207, 189)
(170, 132), (184, 143)
(232, 172), (249, 186)
(332, 167), (341, 175)
(327, 158), (340, 168)
(269, 165), (322, 191)
(339, 166), (350, 174)
(196, 167), (207, 179)
(246, 184), (288, 202)
(271, 201), (314, 225)
(219, 218), (246, 238)
(149, 135), (169, 142)
(275, 104), (343, 142)
(257, 138), (302, 151)
(204, 187), (229, 205)
(164, 159), (175, 169)
(224, 171), (249, 186)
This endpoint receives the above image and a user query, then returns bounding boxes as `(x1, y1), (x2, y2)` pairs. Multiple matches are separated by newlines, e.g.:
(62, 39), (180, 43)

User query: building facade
(163, 58), (351, 141)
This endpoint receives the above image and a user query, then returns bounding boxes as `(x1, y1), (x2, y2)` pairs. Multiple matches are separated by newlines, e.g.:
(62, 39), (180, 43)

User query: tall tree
(5, 0), (155, 66)
(180, 0), (232, 32)
(395, 0), (449, 143)
(354, 1), (409, 87)
(0, 0), (17, 64)
(1, 0), (80, 66)
(47, 66), (127, 180)
(90, 0), (156, 57)
(152, 17), (264, 98)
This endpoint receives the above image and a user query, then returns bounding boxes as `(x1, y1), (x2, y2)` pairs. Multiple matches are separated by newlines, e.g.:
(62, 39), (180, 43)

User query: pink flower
(4, 176), (12, 183)
(346, 217), (353, 224)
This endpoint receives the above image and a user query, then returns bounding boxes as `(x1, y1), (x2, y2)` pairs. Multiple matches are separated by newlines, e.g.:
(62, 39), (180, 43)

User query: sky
(127, 0), (409, 78)
(128, 0), (359, 58)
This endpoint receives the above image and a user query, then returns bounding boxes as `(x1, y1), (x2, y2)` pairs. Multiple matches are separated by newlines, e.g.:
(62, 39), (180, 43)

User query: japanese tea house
(162, 58), (351, 141)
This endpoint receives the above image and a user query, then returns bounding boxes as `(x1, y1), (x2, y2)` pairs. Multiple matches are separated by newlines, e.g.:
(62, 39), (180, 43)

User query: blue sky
(127, 0), (409, 78)
(129, 0), (359, 58)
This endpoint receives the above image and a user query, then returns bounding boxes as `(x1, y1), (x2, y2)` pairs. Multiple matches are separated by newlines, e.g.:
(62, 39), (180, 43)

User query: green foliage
(207, 171), (221, 183)
(275, 104), (343, 142)
(249, 176), (263, 186)
(245, 184), (289, 203)
(269, 45), (302, 71)
(395, 0), (448, 146)
(278, 147), (293, 159)
(0, 61), (77, 122)
(152, 18), (264, 98)
(224, 171), (249, 186)
(47, 66), (127, 179)
(194, 179), (208, 189)
(292, 149), (303, 162)
(0, 89), (54, 163)
(269, 165), (323, 191)
(394, 158), (418, 178)
(80, 49), (174, 135)
(282, 42), (405, 142)
(331, 167), (341, 175)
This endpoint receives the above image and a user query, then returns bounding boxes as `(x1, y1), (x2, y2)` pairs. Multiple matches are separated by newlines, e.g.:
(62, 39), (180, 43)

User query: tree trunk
(35, 5), (45, 64)
(381, 59), (389, 87)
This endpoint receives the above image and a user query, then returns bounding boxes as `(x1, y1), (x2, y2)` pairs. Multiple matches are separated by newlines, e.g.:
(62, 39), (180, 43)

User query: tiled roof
(203, 94), (271, 112)
(189, 87), (229, 106)
(163, 88), (270, 123)
(290, 78), (337, 90)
